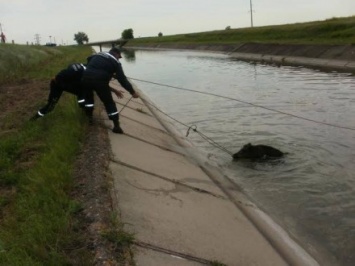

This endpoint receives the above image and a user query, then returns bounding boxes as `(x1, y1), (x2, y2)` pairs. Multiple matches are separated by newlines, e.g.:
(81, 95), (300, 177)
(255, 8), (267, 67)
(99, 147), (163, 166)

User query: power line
(249, 0), (254, 27)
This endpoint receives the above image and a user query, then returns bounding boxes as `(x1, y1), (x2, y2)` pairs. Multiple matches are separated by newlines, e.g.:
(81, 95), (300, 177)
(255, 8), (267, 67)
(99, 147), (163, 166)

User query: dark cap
(109, 47), (123, 58)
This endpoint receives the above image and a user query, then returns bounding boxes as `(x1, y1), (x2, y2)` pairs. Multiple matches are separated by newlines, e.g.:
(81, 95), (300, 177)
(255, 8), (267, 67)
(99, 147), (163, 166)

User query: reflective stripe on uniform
(108, 112), (118, 116)
(85, 104), (94, 107)
(37, 111), (44, 116)
(78, 99), (85, 103)
(104, 52), (119, 63)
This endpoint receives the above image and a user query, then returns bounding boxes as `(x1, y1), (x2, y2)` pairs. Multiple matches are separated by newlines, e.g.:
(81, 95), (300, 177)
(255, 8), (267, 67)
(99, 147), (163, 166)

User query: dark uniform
(81, 48), (136, 133)
(32, 63), (86, 119)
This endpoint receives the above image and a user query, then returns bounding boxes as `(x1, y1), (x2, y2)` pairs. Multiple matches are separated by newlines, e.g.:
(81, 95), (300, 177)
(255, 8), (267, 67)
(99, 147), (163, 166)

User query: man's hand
(132, 92), (139, 98)
(113, 89), (124, 99)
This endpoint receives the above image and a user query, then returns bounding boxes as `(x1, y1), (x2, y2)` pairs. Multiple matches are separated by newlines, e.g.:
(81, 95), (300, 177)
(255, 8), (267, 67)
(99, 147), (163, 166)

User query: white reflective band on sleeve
(105, 52), (119, 63)
(108, 112), (118, 116)
(38, 111), (44, 116)
(85, 104), (94, 107)
(78, 99), (85, 103)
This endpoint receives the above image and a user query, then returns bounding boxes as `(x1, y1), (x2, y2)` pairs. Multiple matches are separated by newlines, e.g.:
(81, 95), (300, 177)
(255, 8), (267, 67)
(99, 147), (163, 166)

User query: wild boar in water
(233, 143), (285, 160)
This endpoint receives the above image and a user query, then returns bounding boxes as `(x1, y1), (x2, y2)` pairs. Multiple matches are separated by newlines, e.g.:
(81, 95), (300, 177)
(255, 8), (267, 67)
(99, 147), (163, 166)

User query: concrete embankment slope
(102, 80), (322, 265)
(126, 42), (355, 73)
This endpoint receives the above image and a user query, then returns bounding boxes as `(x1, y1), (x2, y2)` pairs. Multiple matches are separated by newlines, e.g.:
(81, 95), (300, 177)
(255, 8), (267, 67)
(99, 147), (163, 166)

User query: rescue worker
(81, 46), (139, 134)
(0, 32), (6, 43)
(31, 63), (86, 120)
(82, 47), (138, 134)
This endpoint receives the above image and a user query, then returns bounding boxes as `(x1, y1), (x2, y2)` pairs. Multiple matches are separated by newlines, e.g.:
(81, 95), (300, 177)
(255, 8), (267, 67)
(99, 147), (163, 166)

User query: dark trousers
(82, 78), (119, 121)
(38, 79), (84, 115)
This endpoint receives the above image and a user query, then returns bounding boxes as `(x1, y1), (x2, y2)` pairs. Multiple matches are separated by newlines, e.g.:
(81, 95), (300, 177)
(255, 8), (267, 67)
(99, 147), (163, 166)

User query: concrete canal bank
(126, 42), (355, 74)
(100, 80), (328, 265)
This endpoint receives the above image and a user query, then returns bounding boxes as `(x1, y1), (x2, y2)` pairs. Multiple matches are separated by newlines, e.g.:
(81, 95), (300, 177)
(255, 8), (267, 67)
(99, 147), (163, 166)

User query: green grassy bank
(0, 44), (93, 264)
(128, 16), (355, 46)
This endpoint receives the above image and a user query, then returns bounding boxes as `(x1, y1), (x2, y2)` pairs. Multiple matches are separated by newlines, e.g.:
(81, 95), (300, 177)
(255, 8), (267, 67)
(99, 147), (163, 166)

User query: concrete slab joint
(104, 81), (321, 266)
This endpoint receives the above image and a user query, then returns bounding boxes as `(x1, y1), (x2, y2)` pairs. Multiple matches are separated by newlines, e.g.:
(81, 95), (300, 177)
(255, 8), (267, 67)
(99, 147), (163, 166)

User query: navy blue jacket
(56, 63), (85, 84)
(83, 52), (135, 95)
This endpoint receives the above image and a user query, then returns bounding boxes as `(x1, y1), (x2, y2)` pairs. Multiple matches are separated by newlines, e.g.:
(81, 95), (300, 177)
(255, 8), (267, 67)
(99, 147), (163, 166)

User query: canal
(108, 48), (355, 265)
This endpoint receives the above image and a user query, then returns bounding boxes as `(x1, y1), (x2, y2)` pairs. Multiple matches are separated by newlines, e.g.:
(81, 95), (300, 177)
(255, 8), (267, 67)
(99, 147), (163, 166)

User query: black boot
(112, 120), (123, 134)
(85, 108), (94, 125)
(30, 112), (42, 121)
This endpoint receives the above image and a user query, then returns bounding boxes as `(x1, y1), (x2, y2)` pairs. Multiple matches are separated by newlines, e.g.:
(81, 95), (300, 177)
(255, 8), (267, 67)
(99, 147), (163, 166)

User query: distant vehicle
(45, 42), (57, 47)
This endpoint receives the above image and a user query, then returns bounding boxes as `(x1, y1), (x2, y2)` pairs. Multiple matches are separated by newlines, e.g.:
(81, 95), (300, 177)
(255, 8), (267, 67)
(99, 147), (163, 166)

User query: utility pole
(34, 34), (41, 45)
(249, 0), (254, 28)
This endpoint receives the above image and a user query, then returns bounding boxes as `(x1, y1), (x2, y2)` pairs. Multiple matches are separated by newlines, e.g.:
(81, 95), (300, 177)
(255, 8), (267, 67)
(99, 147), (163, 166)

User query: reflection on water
(119, 49), (355, 265)
(122, 49), (136, 62)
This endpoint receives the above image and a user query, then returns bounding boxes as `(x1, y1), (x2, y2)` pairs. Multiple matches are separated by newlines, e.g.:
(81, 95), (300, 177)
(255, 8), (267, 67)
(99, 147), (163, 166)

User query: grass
(0, 44), (89, 83)
(101, 213), (135, 262)
(127, 16), (355, 46)
(1, 101), (86, 265)
(0, 44), (94, 264)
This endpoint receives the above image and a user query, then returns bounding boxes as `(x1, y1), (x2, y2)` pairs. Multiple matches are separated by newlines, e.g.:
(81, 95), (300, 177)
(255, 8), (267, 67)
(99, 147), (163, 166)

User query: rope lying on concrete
(115, 96), (234, 156)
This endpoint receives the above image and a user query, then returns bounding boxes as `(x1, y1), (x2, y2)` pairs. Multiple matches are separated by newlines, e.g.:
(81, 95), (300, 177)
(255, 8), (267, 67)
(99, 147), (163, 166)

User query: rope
(136, 98), (235, 156)
(114, 95), (234, 156)
(118, 96), (133, 114)
(128, 77), (355, 131)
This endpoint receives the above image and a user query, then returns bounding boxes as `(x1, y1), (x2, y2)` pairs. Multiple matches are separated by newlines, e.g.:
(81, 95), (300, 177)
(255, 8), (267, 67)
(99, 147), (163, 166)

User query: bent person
(81, 47), (139, 134)
(31, 63), (86, 120)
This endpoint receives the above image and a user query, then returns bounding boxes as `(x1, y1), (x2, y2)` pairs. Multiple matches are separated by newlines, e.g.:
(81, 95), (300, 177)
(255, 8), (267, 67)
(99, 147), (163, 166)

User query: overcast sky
(1, 0), (354, 45)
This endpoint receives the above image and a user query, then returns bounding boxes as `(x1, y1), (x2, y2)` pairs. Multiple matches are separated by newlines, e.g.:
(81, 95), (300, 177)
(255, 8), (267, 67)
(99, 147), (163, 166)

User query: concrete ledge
(229, 52), (355, 73)
(138, 91), (321, 266)
(126, 42), (355, 74)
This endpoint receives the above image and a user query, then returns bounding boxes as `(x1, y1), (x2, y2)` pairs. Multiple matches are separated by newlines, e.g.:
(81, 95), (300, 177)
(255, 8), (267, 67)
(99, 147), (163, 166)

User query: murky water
(109, 48), (355, 265)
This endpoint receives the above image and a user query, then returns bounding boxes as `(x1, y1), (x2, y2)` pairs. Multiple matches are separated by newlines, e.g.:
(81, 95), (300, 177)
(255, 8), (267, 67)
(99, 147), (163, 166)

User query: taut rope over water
(129, 77), (355, 131)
